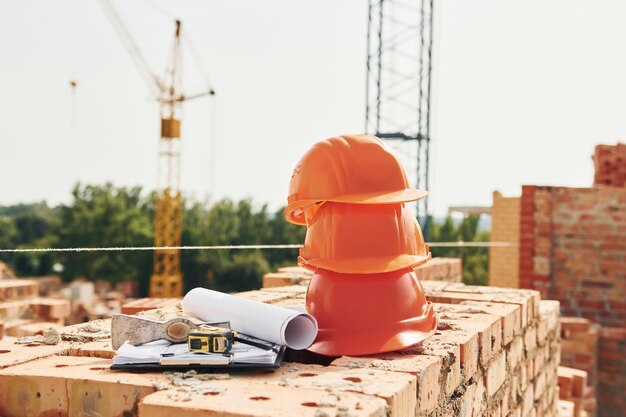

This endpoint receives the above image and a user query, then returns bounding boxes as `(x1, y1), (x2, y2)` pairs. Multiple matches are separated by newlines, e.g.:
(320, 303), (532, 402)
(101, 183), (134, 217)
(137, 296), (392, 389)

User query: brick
(539, 300), (560, 337)
(484, 351), (506, 396)
(558, 367), (587, 399)
(0, 280), (38, 302)
(0, 355), (167, 417)
(139, 381), (388, 417)
(271, 297), (307, 309)
(8, 321), (62, 337)
(332, 353), (444, 415)
(460, 301), (521, 345)
(453, 376), (486, 417)
(434, 303), (502, 366)
(519, 362), (528, 392)
(277, 266), (312, 275)
(507, 336), (525, 371)
(121, 297), (180, 315)
(0, 300), (32, 321)
(415, 258), (463, 283)
(260, 285), (308, 295)
(522, 385), (534, 417)
(29, 298), (71, 321)
(420, 330), (478, 383)
(489, 192), (521, 289)
(0, 339), (68, 369)
(558, 400), (575, 417)
(262, 272), (297, 288)
(534, 371), (546, 400)
(243, 364), (416, 417)
(524, 324), (537, 354)
(234, 290), (294, 304)
(533, 344), (548, 379)
(68, 339), (115, 359)
(471, 375), (487, 417)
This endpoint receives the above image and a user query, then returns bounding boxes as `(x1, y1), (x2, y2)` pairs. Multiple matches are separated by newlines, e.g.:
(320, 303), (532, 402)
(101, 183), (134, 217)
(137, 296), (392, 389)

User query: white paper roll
(182, 288), (318, 350)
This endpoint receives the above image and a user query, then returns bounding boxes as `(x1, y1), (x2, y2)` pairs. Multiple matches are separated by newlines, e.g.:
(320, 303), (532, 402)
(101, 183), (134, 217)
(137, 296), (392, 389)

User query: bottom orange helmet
(306, 268), (437, 356)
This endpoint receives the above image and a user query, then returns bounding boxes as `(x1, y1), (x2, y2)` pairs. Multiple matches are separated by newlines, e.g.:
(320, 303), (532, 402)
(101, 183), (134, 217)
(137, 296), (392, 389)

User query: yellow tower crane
(99, 0), (214, 297)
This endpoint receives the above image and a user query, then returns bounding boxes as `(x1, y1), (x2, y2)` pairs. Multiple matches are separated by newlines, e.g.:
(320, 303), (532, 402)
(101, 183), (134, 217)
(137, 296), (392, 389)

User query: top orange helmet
(285, 134), (427, 225)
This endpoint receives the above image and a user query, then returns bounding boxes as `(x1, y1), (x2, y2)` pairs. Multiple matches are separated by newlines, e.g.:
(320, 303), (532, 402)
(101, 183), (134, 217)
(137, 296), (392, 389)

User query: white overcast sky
(2, 0), (626, 216)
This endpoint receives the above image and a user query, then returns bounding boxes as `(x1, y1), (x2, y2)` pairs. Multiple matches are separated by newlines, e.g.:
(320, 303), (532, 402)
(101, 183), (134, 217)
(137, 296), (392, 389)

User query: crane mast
(365, 0), (435, 239)
(99, 1), (213, 297)
(152, 20), (183, 297)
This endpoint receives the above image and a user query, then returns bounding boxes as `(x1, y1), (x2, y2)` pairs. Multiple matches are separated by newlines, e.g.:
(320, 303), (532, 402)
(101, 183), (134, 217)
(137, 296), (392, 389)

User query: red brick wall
(593, 143), (626, 187)
(518, 185), (626, 328)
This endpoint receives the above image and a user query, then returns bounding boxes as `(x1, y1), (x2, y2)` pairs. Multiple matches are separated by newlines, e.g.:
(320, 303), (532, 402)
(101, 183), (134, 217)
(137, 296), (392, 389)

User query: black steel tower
(365, 0), (434, 238)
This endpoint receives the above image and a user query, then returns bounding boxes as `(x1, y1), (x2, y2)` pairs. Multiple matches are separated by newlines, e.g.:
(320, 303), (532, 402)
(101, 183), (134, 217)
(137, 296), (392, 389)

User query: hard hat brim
(298, 253), (432, 274)
(307, 301), (437, 357)
(285, 188), (428, 225)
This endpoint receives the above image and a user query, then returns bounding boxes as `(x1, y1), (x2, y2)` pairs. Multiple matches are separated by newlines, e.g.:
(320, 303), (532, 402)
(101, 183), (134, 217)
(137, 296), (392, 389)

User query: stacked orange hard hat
(285, 135), (427, 225)
(286, 134), (437, 356)
(299, 202), (431, 274)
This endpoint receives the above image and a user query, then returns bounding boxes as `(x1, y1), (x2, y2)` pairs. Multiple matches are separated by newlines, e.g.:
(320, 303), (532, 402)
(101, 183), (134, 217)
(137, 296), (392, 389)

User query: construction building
(489, 143), (626, 417)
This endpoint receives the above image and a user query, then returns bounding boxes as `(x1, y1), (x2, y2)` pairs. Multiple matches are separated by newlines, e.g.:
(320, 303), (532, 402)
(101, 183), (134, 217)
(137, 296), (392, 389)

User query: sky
(2, 0), (626, 216)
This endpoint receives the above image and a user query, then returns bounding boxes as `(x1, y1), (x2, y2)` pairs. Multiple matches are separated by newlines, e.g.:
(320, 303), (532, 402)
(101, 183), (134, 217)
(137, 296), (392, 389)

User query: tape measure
(188, 325), (237, 354)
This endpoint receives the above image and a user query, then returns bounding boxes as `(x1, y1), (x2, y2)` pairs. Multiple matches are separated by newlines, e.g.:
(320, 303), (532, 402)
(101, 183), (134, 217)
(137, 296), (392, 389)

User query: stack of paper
(112, 338), (280, 367)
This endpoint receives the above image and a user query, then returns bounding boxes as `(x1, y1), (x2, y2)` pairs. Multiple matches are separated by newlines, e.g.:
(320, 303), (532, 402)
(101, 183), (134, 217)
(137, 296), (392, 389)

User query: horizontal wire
(428, 242), (517, 248)
(0, 242), (517, 253)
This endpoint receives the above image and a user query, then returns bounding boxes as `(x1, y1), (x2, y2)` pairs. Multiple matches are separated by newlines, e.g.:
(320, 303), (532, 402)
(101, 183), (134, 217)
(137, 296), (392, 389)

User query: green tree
(429, 214), (489, 286)
(0, 204), (58, 276)
(213, 251), (270, 292)
(0, 216), (17, 250)
(55, 183), (153, 286)
(266, 207), (306, 268)
(181, 199), (227, 292)
(180, 199), (303, 293)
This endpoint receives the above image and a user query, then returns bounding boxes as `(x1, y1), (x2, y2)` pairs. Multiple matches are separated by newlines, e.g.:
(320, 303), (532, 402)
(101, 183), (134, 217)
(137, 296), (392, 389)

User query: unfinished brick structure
(0, 281), (560, 417)
(495, 143), (626, 417)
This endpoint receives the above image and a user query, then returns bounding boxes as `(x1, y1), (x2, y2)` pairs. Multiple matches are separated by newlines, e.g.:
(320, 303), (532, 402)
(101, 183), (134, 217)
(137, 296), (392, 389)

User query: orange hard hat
(298, 202), (431, 274)
(285, 134), (428, 225)
(306, 268), (437, 356)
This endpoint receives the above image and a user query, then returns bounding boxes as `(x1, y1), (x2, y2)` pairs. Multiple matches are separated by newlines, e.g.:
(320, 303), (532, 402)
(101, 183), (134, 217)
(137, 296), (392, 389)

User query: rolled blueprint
(182, 287), (318, 350)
